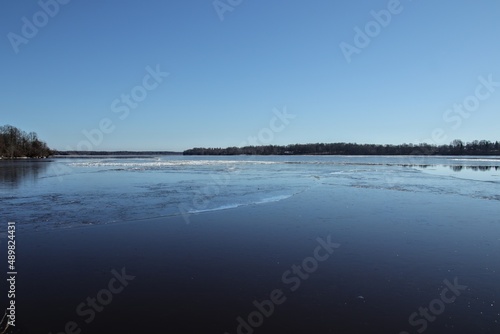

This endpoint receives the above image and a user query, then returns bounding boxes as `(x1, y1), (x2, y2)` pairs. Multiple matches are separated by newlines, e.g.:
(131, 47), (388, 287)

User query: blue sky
(1, 0), (499, 151)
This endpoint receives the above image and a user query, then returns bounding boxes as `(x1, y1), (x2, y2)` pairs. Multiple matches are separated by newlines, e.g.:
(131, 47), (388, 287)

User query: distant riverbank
(0, 156), (50, 160)
(53, 151), (182, 157)
(183, 141), (500, 156)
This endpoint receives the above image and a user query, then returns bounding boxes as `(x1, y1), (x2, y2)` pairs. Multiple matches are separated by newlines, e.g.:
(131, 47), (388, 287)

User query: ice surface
(0, 155), (498, 232)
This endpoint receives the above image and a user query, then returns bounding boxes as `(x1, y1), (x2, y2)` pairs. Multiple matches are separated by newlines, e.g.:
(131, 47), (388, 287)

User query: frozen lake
(1, 155), (500, 333)
(1, 155), (499, 232)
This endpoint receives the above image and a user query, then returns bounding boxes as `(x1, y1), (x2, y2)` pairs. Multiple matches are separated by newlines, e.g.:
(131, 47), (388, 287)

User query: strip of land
(183, 140), (500, 156)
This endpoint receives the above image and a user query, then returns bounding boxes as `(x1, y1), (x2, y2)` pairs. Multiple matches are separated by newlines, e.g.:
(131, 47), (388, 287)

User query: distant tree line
(0, 125), (52, 158)
(183, 140), (500, 156)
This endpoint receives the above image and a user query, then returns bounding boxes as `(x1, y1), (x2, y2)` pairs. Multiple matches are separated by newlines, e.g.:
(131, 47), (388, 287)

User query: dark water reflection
(450, 165), (500, 172)
(400, 164), (500, 171)
(0, 159), (51, 189)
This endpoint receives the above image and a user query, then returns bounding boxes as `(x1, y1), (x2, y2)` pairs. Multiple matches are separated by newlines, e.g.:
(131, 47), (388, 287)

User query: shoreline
(1, 154), (499, 163)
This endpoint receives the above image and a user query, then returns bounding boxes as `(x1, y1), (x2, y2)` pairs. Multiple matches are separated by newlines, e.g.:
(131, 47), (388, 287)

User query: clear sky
(1, 0), (499, 151)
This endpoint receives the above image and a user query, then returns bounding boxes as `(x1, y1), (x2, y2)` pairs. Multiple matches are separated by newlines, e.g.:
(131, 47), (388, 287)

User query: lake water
(1, 155), (500, 333)
(1, 155), (499, 233)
